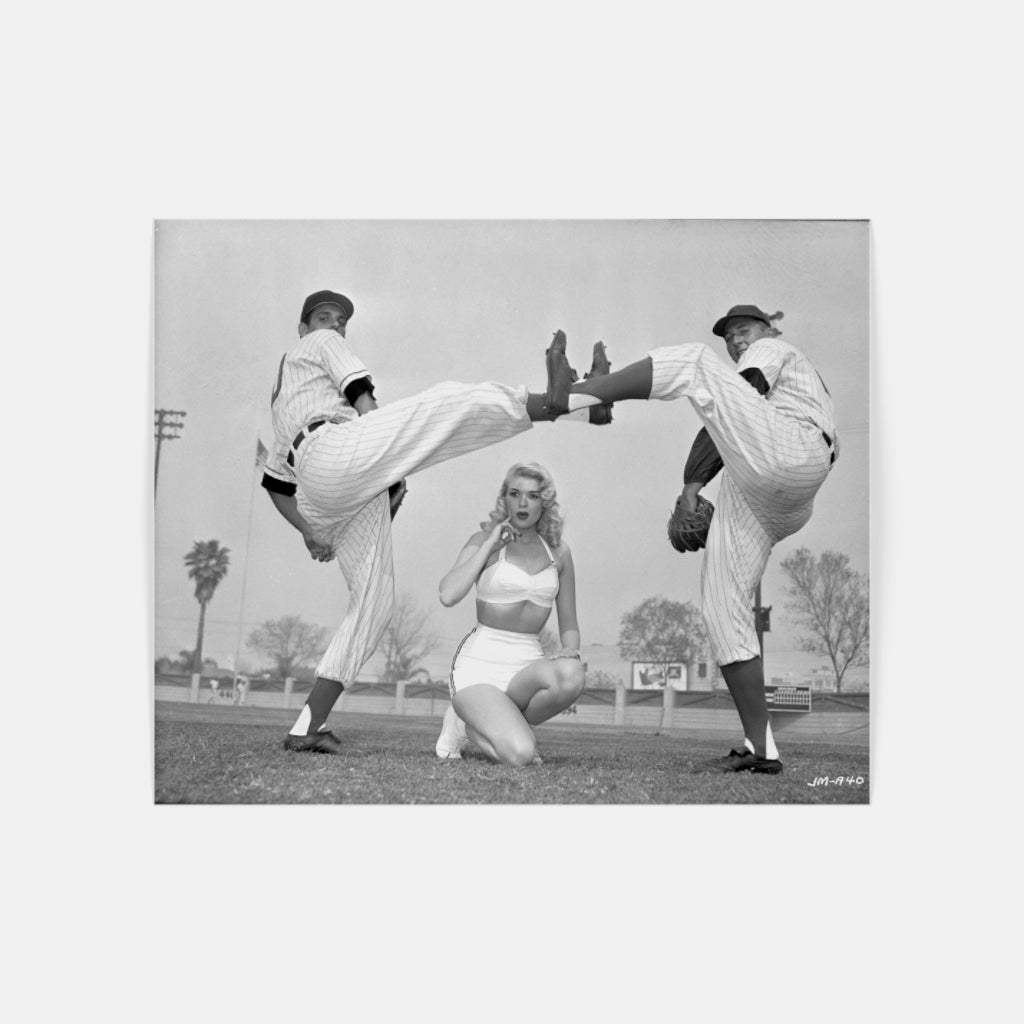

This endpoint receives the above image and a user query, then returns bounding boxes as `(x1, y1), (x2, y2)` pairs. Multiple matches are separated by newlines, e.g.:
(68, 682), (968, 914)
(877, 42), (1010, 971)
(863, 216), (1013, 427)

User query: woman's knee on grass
(493, 730), (537, 767)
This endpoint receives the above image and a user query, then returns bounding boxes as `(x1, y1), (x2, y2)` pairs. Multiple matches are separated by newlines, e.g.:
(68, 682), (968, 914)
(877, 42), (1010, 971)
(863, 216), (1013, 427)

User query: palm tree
(183, 540), (231, 674)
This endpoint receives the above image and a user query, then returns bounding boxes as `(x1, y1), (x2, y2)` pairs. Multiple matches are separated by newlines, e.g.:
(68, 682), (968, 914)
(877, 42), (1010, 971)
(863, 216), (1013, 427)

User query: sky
(154, 219), (868, 675)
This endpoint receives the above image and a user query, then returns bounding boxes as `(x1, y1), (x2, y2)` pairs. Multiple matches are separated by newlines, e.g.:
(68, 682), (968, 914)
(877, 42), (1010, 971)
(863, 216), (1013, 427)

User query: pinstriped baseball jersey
(263, 328), (371, 490)
(263, 323), (534, 683)
(648, 339), (835, 665)
(737, 337), (836, 441)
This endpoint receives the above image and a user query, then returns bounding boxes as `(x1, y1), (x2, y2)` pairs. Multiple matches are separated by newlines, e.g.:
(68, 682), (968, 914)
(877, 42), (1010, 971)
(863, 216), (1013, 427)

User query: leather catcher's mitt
(667, 494), (714, 553)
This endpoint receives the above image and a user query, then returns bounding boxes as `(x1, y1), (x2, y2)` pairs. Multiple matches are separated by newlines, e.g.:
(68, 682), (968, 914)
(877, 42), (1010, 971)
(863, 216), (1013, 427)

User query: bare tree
(618, 596), (709, 664)
(779, 547), (869, 692)
(378, 592), (440, 684)
(247, 615), (331, 679)
(183, 540), (230, 674)
(588, 669), (625, 690)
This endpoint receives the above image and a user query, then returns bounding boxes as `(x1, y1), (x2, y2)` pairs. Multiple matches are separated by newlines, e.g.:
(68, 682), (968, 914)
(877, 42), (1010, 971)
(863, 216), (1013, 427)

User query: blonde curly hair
(483, 462), (564, 548)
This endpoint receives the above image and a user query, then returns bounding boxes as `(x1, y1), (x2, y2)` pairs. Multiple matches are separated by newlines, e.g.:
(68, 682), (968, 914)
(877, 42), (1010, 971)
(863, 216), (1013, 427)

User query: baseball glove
(667, 494), (714, 553)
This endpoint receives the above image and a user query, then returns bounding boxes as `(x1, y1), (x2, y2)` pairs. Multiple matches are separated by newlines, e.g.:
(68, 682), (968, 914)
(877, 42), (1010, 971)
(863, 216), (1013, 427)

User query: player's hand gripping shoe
(435, 704), (469, 759)
(283, 729), (344, 755)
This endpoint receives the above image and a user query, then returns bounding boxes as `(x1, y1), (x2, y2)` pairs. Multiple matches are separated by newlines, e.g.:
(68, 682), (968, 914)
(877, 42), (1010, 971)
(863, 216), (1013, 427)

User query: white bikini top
(476, 537), (560, 609)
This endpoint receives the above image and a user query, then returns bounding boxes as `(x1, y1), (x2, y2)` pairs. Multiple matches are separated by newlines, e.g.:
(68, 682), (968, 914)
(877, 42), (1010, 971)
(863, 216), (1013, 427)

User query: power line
(154, 409), (186, 494)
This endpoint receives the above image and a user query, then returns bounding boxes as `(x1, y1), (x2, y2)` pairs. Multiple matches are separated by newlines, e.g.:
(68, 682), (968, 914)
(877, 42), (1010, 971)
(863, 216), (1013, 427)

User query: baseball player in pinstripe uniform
(262, 290), (608, 754)
(545, 305), (837, 774)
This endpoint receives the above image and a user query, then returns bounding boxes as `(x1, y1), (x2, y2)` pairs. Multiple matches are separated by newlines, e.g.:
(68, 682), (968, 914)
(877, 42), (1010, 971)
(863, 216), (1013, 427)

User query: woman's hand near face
(487, 517), (520, 552)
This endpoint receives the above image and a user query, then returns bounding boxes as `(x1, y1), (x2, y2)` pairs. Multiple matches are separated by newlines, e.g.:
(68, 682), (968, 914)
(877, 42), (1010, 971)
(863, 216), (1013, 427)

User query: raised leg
(299, 381), (533, 516)
(569, 356), (654, 403)
(540, 333), (649, 415)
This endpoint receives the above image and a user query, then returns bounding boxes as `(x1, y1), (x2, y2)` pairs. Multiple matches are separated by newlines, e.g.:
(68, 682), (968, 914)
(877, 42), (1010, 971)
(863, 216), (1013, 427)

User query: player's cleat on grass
(435, 704), (468, 759)
(707, 748), (749, 771)
(544, 330), (575, 416)
(713, 748), (783, 774)
(712, 747), (751, 763)
(283, 729), (343, 755)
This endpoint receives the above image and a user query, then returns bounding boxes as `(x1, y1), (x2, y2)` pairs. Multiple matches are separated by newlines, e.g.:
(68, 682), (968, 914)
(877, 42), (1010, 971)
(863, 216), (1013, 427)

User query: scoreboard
(764, 684), (812, 712)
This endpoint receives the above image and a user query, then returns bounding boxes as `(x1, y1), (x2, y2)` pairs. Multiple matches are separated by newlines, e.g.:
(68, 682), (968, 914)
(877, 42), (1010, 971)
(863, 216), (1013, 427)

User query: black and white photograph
(154, 218), (869, 804)
(12, 4), (1017, 1020)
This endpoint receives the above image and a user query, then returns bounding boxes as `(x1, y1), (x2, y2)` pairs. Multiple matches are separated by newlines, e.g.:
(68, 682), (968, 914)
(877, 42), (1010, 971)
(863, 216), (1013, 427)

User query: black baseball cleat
(714, 747), (751, 762)
(544, 330), (575, 416)
(713, 748), (783, 774)
(584, 341), (613, 424)
(708, 748), (751, 769)
(283, 730), (343, 755)
(585, 340), (612, 378)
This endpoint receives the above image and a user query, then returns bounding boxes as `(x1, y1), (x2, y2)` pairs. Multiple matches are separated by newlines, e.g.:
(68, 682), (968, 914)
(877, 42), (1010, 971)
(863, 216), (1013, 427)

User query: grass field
(154, 702), (869, 805)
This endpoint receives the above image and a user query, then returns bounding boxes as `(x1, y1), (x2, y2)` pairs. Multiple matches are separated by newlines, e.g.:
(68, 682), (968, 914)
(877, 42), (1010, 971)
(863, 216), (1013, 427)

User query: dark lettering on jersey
(815, 370), (831, 396)
(271, 353), (287, 406)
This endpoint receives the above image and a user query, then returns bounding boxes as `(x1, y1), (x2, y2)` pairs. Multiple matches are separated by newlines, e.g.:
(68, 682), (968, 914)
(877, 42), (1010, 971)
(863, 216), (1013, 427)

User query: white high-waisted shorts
(449, 624), (543, 697)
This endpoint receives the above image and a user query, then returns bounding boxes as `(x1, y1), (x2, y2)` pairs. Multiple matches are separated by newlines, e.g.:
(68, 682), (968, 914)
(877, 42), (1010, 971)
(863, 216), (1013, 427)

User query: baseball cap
(712, 304), (772, 337)
(300, 290), (355, 324)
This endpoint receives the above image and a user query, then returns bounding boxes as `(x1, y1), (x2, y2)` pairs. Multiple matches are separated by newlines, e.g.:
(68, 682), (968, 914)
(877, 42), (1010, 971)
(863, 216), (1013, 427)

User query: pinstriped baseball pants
(648, 345), (831, 665)
(294, 381), (532, 682)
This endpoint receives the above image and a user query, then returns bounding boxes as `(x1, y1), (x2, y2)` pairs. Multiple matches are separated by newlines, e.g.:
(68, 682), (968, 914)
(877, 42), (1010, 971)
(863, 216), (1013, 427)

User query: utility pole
(754, 582), (772, 661)
(154, 409), (186, 494)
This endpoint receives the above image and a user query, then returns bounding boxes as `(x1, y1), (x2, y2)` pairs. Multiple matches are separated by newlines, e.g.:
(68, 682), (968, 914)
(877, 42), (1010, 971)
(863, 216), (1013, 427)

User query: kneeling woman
(435, 462), (585, 766)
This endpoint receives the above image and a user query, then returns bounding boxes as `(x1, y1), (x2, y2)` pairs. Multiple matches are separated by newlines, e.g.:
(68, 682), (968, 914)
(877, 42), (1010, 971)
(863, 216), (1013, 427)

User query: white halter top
(476, 537), (559, 608)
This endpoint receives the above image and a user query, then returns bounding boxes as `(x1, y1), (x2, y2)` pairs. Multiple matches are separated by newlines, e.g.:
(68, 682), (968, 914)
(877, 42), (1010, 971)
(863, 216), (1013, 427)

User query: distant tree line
(171, 538), (867, 692)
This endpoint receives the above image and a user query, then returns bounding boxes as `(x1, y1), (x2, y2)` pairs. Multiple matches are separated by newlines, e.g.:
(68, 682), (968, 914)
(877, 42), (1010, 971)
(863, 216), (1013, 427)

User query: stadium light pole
(154, 409), (186, 494)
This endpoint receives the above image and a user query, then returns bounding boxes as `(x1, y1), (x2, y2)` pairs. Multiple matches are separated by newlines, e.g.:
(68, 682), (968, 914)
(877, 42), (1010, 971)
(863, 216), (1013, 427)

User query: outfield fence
(155, 674), (868, 741)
